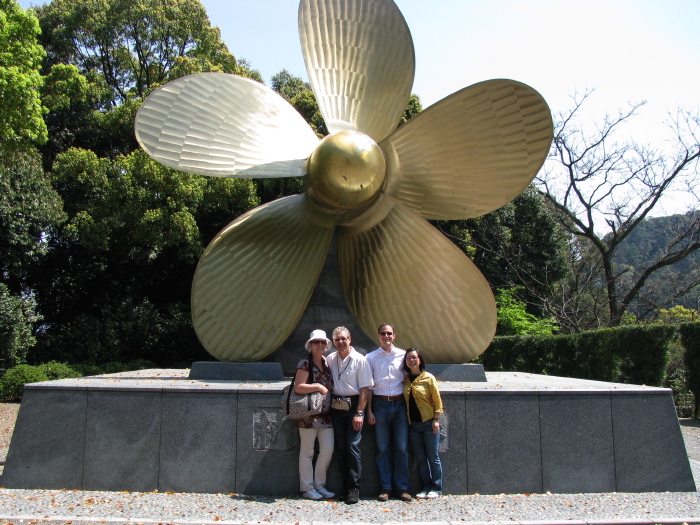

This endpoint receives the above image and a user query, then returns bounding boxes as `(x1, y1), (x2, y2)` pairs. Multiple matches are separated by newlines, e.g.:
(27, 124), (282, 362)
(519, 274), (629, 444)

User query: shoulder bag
(282, 360), (329, 420)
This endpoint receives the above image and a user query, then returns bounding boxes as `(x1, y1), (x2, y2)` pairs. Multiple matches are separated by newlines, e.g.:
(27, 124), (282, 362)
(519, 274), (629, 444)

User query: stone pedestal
(2, 370), (695, 495)
(189, 362), (284, 380)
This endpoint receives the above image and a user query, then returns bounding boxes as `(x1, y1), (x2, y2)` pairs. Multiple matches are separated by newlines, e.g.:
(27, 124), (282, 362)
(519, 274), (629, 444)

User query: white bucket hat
(305, 329), (332, 351)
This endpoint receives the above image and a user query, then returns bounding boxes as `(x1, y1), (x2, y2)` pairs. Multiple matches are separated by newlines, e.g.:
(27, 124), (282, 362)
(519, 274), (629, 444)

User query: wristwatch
(355, 411), (365, 417)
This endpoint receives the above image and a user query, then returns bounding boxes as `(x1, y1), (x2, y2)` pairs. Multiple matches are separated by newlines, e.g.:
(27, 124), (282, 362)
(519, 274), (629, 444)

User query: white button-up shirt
(366, 345), (406, 396)
(327, 347), (374, 396)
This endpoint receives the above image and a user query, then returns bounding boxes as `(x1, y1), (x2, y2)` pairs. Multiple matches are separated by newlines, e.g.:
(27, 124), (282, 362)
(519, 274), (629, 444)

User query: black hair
(403, 347), (425, 374)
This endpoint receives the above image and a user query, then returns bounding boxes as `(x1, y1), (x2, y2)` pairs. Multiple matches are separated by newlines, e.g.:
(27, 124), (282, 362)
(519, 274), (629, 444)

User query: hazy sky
(195, 1), (699, 127)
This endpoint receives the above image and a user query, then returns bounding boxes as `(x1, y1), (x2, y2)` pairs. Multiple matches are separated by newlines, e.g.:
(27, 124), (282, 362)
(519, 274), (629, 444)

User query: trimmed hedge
(679, 322), (700, 418)
(0, 359), (157, 401)
(480, 323), (676, 386)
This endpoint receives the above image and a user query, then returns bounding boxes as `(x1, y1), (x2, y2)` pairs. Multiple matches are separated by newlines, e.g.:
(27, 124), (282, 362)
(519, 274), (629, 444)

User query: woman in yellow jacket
(402, 347), (444, 498)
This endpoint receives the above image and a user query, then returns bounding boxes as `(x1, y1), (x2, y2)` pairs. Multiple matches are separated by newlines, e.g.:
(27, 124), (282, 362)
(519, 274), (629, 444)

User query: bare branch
(535, 93), (700, 328)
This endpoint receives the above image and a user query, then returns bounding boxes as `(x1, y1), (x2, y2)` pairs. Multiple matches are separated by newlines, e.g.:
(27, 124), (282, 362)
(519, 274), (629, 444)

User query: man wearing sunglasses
(366, 323), (411, 502)
(327, 326), (373, 504)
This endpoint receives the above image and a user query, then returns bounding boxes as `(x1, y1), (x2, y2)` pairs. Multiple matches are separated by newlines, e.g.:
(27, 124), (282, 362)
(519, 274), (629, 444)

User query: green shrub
(664, 335), (692, 417)
(0, 364), (48, 401)
(69, 364), (103, 376)
(482, 324), (675, 386)
(124, 359), (157, 371)
(37, 361), (82, 380)
(679, 322), (700, 418)
(99, 362), (131, 374)
(614, 325), (675, 386)
(496, 287), (558, 336)
(0, 284), (40, 367)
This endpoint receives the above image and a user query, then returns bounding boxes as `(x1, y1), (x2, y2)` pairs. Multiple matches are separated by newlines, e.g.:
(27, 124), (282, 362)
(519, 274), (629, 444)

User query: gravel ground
(0, 403), (699, 525)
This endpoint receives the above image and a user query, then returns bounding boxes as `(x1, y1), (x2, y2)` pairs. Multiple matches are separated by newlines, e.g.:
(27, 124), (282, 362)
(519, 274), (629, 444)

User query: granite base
(2, 370), (694, 495)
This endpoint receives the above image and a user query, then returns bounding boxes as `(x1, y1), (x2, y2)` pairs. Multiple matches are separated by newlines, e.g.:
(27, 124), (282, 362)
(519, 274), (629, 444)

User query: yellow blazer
(403, 371), (443, 423)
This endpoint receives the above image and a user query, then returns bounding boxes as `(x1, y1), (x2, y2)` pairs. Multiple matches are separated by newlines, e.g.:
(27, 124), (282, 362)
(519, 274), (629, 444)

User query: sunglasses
(310, 340), (326, 345)
(333, 337), (348, 342)
(379, 331), (394, 336)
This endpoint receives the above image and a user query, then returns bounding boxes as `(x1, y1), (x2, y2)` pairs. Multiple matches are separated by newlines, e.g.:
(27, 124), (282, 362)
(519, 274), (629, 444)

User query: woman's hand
(432, 419), (440, 434)
(317, 385), (328, 395)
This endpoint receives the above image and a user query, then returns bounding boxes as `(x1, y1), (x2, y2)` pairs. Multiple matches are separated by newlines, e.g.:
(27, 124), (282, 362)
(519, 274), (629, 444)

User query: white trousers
(298, 427), (334, 492)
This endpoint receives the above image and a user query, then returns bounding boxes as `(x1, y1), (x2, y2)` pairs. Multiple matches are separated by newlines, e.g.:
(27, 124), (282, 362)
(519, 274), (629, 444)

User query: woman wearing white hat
(293, 329), (335, 500)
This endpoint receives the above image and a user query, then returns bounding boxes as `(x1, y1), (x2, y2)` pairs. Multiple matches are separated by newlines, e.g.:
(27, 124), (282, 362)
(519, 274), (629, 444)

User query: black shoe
(346, 487), (360, 504)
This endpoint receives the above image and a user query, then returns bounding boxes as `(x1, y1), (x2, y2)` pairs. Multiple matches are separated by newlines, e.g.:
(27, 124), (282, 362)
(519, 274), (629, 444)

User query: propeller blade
(192, 194), (337, 362)
(337, 195), (496, 363)
(381, 79), (553, 219)
(299, 0), (415, 142)
(135, 73), (318, 177)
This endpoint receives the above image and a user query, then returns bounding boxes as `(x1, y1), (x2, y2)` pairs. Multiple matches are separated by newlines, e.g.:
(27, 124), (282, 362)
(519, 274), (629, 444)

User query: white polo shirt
(327, 346), (374, 396)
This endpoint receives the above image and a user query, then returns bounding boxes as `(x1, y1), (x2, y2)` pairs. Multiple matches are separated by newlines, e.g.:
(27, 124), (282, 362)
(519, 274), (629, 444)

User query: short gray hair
(333, 326), (350, 338)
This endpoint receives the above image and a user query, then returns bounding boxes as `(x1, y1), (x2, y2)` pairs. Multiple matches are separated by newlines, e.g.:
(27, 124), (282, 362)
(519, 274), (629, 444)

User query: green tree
(34, 0), (261, 167)
(26, 0), (267, 365)
(654, 305), (699, 324)
(35, 0), (242, 104)
(495, 287), (558, 336)
(0, 0), (47, 150)
(433, 187), (570, 320)
(399, 94), (422, 126)
(271, 69), (309, 101)
(537, 91), (700, 327)
(0, 283), (40, 367)
(39, 63), (115, 169)
(28, 148), (258, 364)
(0, 149), (65, 293)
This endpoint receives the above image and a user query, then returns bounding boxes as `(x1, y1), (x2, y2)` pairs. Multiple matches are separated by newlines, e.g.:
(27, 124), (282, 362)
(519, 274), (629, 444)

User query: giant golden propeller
(134, 0), (553, 363)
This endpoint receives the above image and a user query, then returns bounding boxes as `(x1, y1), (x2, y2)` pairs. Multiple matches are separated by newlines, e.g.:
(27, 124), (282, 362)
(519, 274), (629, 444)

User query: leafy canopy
(35, 0), (248, 105)
(495, 287), (558, 336)
(0, 0), (48, 148)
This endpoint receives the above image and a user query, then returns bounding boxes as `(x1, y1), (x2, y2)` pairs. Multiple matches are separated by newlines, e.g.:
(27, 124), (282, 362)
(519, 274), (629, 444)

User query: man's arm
(354, 386), (371, 431)
(365, 388), (375, 425)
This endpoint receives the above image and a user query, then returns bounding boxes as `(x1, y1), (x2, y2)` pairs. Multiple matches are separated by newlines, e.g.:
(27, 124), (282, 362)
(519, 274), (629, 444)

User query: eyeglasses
(379, 331), (393, 336)
(406, 356), (419, 360)
(333, 337), (348, 342)
(310, 340), (326, 345)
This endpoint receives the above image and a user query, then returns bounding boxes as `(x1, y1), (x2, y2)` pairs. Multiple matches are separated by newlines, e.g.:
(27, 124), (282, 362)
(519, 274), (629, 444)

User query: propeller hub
(307, 130), (386, 209)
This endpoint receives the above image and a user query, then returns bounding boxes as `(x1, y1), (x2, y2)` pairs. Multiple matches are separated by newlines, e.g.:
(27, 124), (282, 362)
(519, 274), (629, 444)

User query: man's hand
(367, 411), (376, 425)
(352, 413), (364, 431)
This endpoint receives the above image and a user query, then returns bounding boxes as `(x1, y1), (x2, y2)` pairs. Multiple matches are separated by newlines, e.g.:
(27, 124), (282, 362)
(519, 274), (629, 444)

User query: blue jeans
(372, 398), (409, 491)
(409, 419), (442, 492)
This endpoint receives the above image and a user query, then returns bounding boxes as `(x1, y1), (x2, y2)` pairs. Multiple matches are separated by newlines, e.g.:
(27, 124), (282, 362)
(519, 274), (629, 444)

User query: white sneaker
(302, 487), (323, 500)
(416, 491), (428, 499)
(426, 490), (440, 499)
(315, 486), (335, 499)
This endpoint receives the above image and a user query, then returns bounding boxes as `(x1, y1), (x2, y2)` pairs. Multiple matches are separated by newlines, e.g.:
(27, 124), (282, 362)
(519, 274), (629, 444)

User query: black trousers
(330, 395), (362, 492)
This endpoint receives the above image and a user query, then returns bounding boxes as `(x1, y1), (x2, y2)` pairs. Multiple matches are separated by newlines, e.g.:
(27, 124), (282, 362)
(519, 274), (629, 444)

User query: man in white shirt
(327, 326), (373, 504)
(366, 323), (411, 502)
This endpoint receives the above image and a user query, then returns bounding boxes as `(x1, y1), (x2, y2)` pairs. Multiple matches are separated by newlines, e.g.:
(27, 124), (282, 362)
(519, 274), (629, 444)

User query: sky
(18, 0), (700, 214)
(194, 1), (699, 127)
